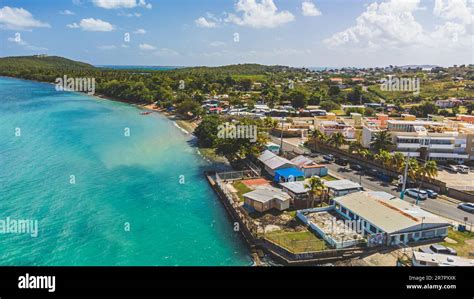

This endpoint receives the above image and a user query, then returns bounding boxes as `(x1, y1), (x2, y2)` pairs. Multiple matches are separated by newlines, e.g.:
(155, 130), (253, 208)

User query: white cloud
(118, 12), (142, 17)
(8, 35), (48, 51)
(195, 17), (217, 28)
(139, 43), (156, 50)
(434, 0), (472, 24)
(302, 1), (321, 17)
(0, 6), (50, 30)
(323, 0), (426, 49)
(98, 44), (117, 50)
(67, 18), (114, 31)
(59, 10), (75, 15)
(154, 48), (180, 56)
(210, 41), (226, 47)
(225, 0), (295, 28)
(134, 28), (146, 34)
(92, 0), (151, 9)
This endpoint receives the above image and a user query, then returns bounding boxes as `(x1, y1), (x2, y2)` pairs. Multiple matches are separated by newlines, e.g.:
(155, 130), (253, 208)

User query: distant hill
(175, 63), (302, 75)
(0, 55), (95, 70)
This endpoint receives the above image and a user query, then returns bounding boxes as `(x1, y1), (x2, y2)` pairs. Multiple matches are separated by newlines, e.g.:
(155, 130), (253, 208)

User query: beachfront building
(290, 155), (328, 178)
(324, 179), (363, 197)
(279, 181), (310, 209)
(333, 191), (450, 246)
(258, 150), (295, 177)
(412, 252), (474, 267)
(243, 186), (291, 213)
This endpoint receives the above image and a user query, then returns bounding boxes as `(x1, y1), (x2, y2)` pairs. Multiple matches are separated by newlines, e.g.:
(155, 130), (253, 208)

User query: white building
(243, 186), (290, 212)
(333, 191), (450, 245)
(324, 179), (363, 197)
(412, 251), (474, 266)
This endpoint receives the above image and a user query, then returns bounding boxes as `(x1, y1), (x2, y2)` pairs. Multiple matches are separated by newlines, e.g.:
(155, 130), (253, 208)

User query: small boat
(140, 111), (152, 115)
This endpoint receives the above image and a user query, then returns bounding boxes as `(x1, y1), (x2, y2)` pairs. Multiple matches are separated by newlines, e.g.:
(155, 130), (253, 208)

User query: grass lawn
(440, 228), (474, 258)
(233, 181), (253, 202)
(322, 175), (338, 181)
(265, 230), (327, 253)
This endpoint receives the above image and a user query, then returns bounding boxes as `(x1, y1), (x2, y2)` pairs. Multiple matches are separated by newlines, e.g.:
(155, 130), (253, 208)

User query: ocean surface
(0, 77), (251, 266)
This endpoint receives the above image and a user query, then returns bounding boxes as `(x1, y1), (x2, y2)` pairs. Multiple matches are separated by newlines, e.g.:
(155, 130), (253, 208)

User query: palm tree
(390, 152), (406, 173)
(370, 130), (394, 152)
(356, 148), (371, 159)
(304, 176), (327, 208)
(311, 129), (328, 142)
(423, 160), (438, 179)
(348, 141), (363, 154)
(329, 132), (346, 149)
(374, 150), (392, 169)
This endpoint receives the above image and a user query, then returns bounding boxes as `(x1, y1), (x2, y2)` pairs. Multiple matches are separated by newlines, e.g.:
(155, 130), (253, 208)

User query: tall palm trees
(329, 132), (346, 149)
(374, 150), (393, 169)
(370, 131), (394, 152)
(304, 176), (327, 208)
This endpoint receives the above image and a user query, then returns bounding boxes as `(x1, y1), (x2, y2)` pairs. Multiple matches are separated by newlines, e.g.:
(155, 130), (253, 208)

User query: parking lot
(436, 170), (474, 191)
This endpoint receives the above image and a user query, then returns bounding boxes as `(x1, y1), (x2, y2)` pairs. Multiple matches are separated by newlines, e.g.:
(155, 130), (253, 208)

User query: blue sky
(0, 0), (472, 67)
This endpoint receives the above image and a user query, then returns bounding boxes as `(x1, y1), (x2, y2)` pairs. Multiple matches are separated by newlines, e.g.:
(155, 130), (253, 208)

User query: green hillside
(0, 55), (95, 70)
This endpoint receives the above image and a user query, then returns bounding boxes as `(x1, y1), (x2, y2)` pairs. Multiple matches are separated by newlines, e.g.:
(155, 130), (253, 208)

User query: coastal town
(1, 54), (473, 267)
(155, 66), (474, 267)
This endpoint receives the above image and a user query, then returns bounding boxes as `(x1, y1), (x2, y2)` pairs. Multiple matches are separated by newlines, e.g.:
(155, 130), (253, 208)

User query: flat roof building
(243, 186), (291, 213)
(324, 179), (363, 197)
(333, 191), (450, 246)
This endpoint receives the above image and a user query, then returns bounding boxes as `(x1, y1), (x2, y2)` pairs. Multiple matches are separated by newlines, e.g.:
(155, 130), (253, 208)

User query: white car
(405, 188), (428, 200)
(457, 165), (470, 174)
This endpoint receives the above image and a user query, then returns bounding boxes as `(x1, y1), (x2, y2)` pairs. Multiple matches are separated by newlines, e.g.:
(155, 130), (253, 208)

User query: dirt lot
(436, 170), (474, 191)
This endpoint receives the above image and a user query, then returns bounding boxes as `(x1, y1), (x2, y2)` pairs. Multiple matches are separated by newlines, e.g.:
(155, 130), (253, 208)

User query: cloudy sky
(0, 0), (472, 67)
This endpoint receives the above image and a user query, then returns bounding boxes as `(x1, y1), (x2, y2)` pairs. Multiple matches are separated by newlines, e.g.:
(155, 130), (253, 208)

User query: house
(317, 121), (356, 141)
(243, 186), (291, 213)
(274, 167), (305, 183)
(279, 181), (310, 209)
(258, 150), (295, 177)
(329, 77), (343, 84)
(290, 155), (328, 177)
(324, 179), (363, 197)
(333, 191), (450, 245)
(435, 98), (462, 108)
(412, 251), (474, 266)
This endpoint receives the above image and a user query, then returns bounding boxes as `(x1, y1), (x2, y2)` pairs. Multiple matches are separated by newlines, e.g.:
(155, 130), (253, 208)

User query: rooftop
(243, 186), (291, 203)
(413, 251), (474, 266)
(280, 181), (309, 194)
(324, 179), (362, 191)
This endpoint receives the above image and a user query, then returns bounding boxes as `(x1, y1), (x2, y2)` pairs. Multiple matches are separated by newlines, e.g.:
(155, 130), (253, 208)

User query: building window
(369, 224), (377, 234)
(341, 207), (347, 214)
(420, 261), (426, 265)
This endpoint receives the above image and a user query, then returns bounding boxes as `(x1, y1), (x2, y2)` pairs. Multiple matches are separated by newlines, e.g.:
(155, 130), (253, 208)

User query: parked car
(309, 152), (318, 158)
(457, 165), (470, 174)
(322, 154), (335, 162)
(350, 164), (364, 172)
(447, 165), (459, 173)
(405, 188), (428, 200)
(419, 244), (457, 256)
(335, 158), (349, 166)
(458, 203), (474, 213)
(425, 189), (438, 199)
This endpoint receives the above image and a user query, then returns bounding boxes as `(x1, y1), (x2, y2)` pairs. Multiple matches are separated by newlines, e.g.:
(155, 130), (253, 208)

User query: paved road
(271, 136), (474, 225)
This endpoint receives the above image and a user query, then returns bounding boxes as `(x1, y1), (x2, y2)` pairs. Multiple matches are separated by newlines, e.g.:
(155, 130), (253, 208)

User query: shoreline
(1, 75), (231, 170)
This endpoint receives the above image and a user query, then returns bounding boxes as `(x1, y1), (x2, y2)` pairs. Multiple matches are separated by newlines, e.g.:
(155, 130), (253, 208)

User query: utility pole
(279, 117), (285, 155)
(400, 153), (410, 200)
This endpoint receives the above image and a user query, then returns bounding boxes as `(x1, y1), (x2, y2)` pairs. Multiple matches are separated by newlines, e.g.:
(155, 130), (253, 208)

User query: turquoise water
(0, 77), (250, 266)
